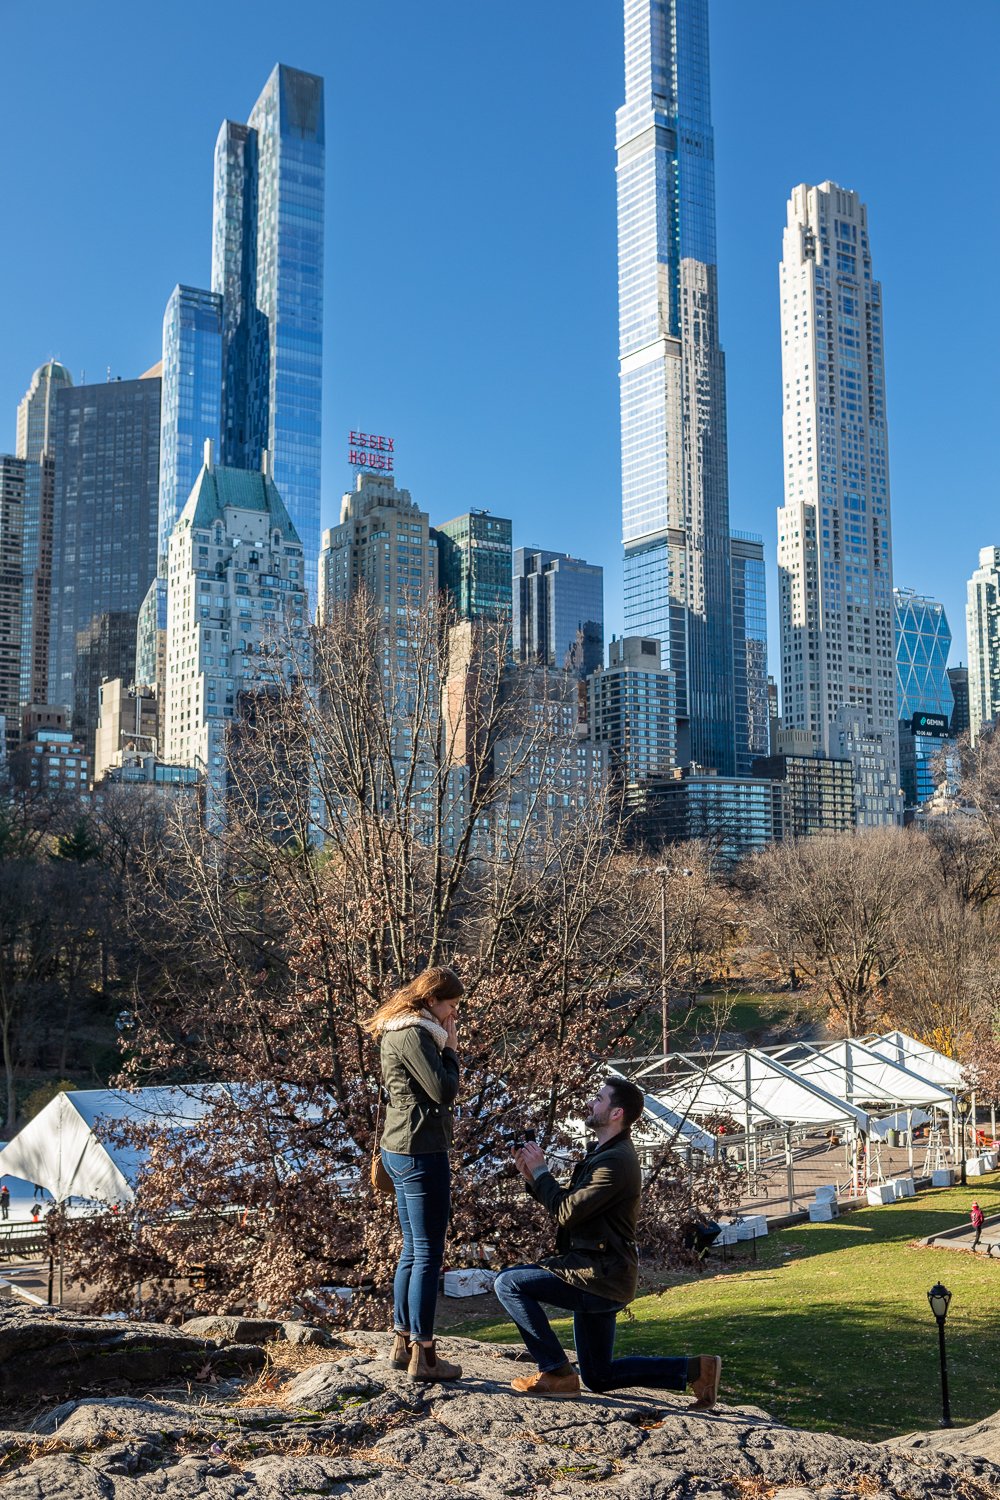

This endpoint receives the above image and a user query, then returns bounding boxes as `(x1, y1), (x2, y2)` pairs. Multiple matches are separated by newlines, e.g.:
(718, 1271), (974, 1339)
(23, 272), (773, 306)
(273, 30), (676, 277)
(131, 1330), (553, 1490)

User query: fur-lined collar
(382, 1010), (449, 1049)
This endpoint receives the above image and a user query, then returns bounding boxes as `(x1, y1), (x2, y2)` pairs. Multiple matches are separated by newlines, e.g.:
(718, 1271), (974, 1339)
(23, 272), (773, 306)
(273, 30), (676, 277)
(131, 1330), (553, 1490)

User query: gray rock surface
(0, 1304), (264, 1401)
(179, 1315), (283, 1344)
(280, 1319), (334, 1346)
(0, 1321), (997, 1497)
(891, 1412), (1000, 1466)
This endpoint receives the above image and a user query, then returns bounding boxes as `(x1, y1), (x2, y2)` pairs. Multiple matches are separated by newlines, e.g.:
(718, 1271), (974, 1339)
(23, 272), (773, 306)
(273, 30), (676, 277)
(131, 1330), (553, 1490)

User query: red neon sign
(348, 430), (395, 473)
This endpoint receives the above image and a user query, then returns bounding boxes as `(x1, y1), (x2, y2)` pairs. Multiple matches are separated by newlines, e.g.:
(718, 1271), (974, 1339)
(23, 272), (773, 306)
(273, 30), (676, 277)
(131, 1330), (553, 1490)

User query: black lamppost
(956, 1096), (972, 1187)
(927, 1283), (953, 1428)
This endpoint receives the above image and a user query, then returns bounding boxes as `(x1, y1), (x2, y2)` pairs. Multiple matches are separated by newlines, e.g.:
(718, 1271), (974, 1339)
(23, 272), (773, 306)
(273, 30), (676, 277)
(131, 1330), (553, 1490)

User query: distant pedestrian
(32, 1184), (43, 1201)
(30, 1203), (41, 1223)
(971, 1201), (985, 1250)
(0, 1185), (9, 1221)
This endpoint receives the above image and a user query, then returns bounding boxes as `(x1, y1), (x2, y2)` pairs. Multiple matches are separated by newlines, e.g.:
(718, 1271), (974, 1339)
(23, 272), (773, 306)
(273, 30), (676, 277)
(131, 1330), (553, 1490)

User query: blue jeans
(493, 1264), (688, 1392)
(381, 1150), (450, 1343)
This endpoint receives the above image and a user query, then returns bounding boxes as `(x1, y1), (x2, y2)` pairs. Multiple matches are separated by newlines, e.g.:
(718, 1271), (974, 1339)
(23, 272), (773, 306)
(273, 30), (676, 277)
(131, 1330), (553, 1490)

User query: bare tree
(70, 594), (731, 1319)
(747, 828), (931, 1037)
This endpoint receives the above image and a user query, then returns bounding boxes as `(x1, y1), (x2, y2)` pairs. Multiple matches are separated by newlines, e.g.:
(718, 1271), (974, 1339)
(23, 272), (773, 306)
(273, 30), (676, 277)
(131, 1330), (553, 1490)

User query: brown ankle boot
(390, 1332), (411, 1369)
(407, 1339), (462, 1382)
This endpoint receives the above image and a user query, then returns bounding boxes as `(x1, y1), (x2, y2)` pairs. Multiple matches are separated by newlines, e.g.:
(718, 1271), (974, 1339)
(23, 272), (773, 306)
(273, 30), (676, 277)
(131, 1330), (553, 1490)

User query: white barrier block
(808, 1201), (836, 1222)
(444, 1269), (497, 1297)
(931, 1169), (954, 1188)
(966, 1157), (986, 1177)
(888, 1178), (916, 1199)
(740, 1214), (768, 1238)
(715, 1223), (740, 1245)
(981, 1153), (997, 1172)
(867, 1184), (895, 1206)
(814, 1184), (838, 1203)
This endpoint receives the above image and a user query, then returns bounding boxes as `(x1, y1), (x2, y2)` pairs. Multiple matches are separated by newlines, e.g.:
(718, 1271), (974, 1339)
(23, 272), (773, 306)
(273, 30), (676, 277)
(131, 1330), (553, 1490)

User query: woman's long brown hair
(363, 966), (464, 1037)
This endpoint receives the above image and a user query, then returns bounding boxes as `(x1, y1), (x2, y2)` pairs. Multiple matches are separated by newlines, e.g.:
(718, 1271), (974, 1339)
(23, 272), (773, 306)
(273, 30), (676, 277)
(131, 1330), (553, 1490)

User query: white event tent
(865, 1031), (966, 1091)
(641, 1047), (874, 1135)
(0, 1087), (222, 1205)
(621, 1031), (965, 1148)
(768, 1038), (956, 1112)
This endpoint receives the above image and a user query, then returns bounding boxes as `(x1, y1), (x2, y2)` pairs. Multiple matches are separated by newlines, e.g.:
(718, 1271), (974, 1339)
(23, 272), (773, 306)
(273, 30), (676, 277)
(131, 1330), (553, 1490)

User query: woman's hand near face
(444, 1012), (459, 1051)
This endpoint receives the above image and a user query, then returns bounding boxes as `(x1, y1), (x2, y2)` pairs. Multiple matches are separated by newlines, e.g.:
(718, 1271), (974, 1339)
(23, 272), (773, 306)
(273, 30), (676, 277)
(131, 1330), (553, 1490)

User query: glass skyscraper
(513, 548), (604, 679)
(157, 285), (222, 570)
(48, 373), (161, 741)
(617, 0), (735, 774)
(434, 511), (513, 624)
(212, 65), (325, 607)
(894, 588), (954, 807)
(730, 532), (768, 777)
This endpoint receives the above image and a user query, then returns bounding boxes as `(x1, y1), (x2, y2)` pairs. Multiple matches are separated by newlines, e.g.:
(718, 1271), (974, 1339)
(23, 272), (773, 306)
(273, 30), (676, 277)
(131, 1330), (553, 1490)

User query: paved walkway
(921, 1212), (1000, 1257)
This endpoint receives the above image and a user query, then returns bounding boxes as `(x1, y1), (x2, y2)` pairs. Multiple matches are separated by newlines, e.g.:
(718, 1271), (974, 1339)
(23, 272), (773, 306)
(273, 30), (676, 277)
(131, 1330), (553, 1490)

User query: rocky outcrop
(0, 1320), (997, 1498)
(0, 1304), (265, 1401)
(179, 1314), (335, 1348)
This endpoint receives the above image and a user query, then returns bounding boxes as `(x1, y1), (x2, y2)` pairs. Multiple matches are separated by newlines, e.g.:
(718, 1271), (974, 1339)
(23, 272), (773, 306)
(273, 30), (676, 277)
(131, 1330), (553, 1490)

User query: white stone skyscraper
(777, 182), (901, 826)
(966, 546), (1000, 743)
(163, 445), (308, 814)
(617, 0), (735, 775)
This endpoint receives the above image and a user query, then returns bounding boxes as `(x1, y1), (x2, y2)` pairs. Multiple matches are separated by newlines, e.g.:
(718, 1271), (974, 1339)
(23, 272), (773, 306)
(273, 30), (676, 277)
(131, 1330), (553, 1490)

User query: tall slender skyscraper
(212, 65), (325, 605)
(966, 545), (1000, 743)
(777, 182), (901, 826)
(730, 532), (768, 777)
(617, 0), (735, 774)
(16, 361), (72, 711)
(157, 285), (223, 571)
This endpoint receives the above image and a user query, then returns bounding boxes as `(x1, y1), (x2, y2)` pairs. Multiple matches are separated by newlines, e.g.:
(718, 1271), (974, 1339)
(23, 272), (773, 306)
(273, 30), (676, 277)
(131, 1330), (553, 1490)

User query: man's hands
(444, 1013), (459, 1051)
(514, 1141), (547, 1182)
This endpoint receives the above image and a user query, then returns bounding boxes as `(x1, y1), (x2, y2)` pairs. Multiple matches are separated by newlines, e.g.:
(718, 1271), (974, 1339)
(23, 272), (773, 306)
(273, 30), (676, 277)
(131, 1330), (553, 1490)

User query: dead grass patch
(230, 1338), (345, 1409)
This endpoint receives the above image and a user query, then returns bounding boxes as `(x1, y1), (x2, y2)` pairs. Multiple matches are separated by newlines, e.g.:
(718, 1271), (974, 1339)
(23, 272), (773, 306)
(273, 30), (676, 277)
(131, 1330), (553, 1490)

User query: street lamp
(956, 1096), (972, 1187)
(927, 1283), (953, 1428)
(654, 865), (693, 1059)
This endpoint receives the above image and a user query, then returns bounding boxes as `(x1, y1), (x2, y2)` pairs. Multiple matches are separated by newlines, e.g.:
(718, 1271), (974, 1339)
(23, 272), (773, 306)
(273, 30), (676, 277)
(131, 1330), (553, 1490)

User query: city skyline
(1, 1), (997, 681)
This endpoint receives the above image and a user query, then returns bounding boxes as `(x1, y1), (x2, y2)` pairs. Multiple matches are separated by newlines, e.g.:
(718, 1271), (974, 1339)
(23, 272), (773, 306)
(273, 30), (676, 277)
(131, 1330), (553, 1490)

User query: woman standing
(366, 966), (464, 1382)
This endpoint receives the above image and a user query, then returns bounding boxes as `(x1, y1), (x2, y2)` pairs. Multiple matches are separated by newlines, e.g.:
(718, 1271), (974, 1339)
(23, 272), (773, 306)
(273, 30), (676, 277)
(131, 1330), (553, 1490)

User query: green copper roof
(179, 464), (301, 544)
(35, 360), (73, 385)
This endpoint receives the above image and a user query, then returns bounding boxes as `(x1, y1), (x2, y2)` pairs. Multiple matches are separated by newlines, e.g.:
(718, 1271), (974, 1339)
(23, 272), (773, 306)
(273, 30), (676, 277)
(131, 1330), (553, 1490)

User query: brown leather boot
(390, 1332), (411, 1369)
(688, 1354), (722, 1411)
(407, 1339), (462, 1382)
(510, 1368), (581, 1397)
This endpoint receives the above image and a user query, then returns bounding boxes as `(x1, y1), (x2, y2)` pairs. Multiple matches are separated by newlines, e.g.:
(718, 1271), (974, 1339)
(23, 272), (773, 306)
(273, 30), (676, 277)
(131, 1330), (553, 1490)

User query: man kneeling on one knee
(494, 1077), (722, 1406)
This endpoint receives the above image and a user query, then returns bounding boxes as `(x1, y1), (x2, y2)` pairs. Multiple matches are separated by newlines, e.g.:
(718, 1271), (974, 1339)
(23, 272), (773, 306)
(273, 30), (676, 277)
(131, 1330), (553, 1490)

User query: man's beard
(585, 1109), (606, 1131)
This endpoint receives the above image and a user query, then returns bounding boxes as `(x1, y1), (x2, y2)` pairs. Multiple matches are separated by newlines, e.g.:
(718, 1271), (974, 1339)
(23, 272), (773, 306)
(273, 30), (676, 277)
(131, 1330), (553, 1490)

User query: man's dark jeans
(494, 1264), (688, 1392)
(382, 1149), (450, 1343)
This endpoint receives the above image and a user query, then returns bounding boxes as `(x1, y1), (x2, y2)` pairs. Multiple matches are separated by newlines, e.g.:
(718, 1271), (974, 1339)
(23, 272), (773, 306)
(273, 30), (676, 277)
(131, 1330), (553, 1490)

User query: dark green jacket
(528, 1132), (641, 1305)
(378, 1018), (460, 1155)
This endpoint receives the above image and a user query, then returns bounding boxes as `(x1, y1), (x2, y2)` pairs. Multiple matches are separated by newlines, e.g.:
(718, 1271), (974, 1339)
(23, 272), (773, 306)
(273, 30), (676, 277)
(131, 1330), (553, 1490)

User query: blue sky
(1, 1), (997, 676)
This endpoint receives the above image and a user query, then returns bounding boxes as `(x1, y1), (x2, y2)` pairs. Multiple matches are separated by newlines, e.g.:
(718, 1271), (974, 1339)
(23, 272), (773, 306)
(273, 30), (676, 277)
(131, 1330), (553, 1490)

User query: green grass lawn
(628, 991), (817, 1054)
(673, 993), (804, 1046)
(461, 1182), (1000, 1441)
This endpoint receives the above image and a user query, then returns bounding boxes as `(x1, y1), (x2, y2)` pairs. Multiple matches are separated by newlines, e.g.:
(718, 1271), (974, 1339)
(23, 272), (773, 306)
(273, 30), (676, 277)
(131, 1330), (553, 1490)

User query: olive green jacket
(527, 1132), (641, 1305)
(378, 1014), (460, 1155)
